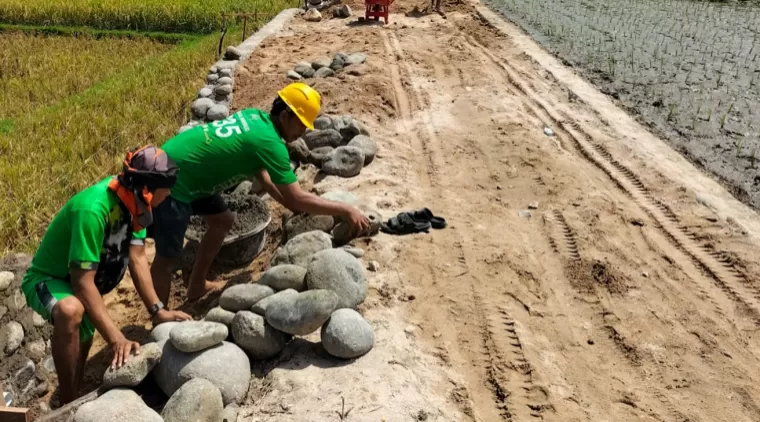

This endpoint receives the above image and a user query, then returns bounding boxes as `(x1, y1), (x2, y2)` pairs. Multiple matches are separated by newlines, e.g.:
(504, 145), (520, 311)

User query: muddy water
(485, 0), (760, 207)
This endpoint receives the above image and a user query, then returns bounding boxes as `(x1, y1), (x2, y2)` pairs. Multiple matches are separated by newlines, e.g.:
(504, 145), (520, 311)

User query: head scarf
(108, 145), (178, 231)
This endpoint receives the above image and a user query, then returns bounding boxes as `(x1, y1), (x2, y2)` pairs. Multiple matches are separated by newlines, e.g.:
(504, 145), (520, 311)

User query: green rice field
(0, 0), (297, 252)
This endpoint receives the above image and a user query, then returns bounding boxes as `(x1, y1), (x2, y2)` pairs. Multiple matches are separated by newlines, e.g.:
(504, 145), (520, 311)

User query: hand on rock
(111, 338), (140, 369)
(346, 207), (370, 235)
(153, 309), (192, 325)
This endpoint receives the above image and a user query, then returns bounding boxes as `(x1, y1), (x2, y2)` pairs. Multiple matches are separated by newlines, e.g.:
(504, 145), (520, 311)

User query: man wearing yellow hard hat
(149, 82), (370, 303)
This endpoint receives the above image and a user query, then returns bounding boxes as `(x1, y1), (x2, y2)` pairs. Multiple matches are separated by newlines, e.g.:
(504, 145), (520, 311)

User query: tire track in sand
(381, 30), (439, 186)
(463, 35), (760, 324)
(385, 28), (556, 421)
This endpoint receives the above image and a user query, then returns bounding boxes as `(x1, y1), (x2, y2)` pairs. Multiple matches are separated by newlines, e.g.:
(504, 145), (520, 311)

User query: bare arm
(254, 169), (286, 204)
(128, 245), (162, 313)
(277, 182), (356, 216)
(276, 182), (371, 233)
(129, 245), (191, 324)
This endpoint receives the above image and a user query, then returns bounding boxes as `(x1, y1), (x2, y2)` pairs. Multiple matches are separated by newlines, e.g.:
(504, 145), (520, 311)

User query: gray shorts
(148, 194), (228, 258)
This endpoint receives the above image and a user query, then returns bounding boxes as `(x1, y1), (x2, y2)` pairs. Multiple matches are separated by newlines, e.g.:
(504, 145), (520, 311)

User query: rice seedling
(734, 137), (744, 157)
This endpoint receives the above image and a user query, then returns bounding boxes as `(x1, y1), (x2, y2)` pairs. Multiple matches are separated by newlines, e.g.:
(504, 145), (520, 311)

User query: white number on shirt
(212, 115), (243, 138)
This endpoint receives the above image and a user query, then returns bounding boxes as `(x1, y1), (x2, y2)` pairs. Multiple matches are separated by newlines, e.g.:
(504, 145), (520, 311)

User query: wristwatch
(149, 301), (165, 317)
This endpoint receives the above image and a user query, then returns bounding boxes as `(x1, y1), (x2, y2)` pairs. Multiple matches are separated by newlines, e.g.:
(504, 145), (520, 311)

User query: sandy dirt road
(85, 2), (760, 421)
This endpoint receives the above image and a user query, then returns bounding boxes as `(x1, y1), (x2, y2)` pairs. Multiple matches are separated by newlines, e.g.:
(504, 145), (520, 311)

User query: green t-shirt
(162, 108), (297, 203)
(26, 178), (146, 295)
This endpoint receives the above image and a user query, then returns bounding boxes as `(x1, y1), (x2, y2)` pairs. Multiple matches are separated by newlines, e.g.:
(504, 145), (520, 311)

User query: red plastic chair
(365, 0), (393, 24)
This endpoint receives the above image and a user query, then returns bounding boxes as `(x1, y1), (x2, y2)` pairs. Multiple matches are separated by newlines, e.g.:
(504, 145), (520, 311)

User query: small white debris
(543, 127), (555, 137)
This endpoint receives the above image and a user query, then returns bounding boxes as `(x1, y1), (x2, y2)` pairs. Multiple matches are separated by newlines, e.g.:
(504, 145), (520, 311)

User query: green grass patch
(0, 0), (298, 34)
(0, 31), (227, 252)
(0, 31), (174, 119)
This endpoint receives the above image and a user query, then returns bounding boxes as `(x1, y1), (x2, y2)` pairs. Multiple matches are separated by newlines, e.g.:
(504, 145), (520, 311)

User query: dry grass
(0, 0), (300, 33)
(0, 32), (222, 252)
(0, 32), (173, 120)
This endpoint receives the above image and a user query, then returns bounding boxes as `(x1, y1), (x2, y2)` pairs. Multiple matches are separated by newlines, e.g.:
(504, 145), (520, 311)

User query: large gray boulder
(74, 388), (162, 422)
(224, 46), (243, 60)
(304, 129), (342, 149)
(220, 284), (275, 312)
(204, 307), (236, 327)
(284, 214), (335, 242)
(25, 339), (47, 362)
(265, 289), (338, 335)
(339, 119), (364, 143)
(306, 249), (367, 309)
(170, 321), (228, 353)
(312, 56), (331, 70)
(102, 342), (162, 388)
(294, 62), (315, 78)
(252, 289), (299, 316)
(258, 265), (307, 292)
(348, 135), (377, 165)
(191, 98), (215, 119)
(272, 230), (332, 268)
(231, 311), (290, 359)
(4, 288), (26, 312)
(207, 105), (230, 121)
(151, 322), (179, 342)
(1, 321), (24, 355)
(309, 146), (334, 166)
(221, 404), (239, 422)
(304, 8), (322, 21)
(332, 205), (382, 245)
(321, 309), (374, 359)
(330, 55), (345, 71)
(322, 146), (365, 178)
(161, 378), (224, 422)
(154, 341), (250, 406)
(215, 85), (233, 96)
(287, 138), (310, 163)
(217, 76), (234, 86)
(314, 67), (335, 78)
(0, 271), (14, 291)
(313, 115), (333, 130)
(345, 53), (368, 66)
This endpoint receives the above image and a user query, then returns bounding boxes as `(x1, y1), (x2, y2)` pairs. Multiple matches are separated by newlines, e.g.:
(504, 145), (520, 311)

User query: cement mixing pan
(185, 192), (271, 267)
(186, 216), (270, 267)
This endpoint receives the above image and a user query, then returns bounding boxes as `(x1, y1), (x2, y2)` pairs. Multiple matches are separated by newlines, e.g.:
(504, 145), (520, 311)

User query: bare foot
(186, 280), (226, 301)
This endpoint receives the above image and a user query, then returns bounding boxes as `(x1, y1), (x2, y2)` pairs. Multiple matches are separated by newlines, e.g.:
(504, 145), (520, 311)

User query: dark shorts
(148, 194), (229, 258)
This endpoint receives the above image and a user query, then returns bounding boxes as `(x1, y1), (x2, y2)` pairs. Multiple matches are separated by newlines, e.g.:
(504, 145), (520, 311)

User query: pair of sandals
(380, 208), (446, 235)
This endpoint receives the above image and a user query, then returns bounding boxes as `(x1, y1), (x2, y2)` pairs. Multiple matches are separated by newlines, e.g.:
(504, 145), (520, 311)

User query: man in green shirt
(22, 146), (191, 404)
(150, 82), (370, 302)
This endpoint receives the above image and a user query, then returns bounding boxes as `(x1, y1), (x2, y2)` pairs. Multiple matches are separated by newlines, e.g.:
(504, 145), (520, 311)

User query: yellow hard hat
(277, 82), (321, 130)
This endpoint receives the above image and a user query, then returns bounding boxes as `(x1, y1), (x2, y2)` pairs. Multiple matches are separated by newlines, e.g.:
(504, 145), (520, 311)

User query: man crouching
(20, 146), (191, 404)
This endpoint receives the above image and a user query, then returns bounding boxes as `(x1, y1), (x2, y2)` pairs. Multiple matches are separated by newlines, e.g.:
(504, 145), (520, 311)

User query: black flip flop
(381, 213), (431, 235)
(410, 208), (447, 229)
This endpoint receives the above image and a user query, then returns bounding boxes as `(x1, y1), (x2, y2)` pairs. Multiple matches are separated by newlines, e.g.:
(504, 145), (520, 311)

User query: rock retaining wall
(180, 8), (302, 132)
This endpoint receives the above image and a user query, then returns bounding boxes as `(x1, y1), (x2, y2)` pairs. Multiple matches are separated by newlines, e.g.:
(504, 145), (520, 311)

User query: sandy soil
(71, 1), (760, 421)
